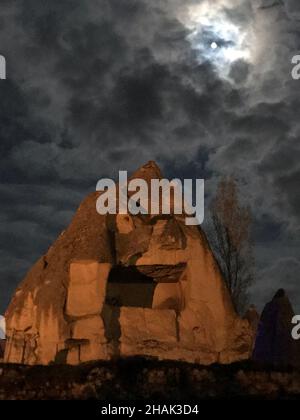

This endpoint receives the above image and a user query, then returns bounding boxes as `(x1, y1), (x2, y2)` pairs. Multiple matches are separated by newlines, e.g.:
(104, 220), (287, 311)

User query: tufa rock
(4, 161), (253, 366)
(243, 305), (260, 335)
(253, 289), (300, 367)
(243, 305), (260, 352)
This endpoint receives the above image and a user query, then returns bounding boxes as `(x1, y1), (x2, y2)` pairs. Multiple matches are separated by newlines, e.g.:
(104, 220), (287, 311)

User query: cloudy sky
(0, 0), (299, 314)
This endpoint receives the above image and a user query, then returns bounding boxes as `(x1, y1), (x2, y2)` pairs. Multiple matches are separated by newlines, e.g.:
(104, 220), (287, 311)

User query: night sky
(0, 0), (299, 314)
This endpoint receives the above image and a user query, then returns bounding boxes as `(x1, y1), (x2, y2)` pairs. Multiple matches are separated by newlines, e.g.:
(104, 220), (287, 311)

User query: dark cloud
(251, 257), (300, 313)
(229, 59), (250, 83)
(0, 0), (299, 313)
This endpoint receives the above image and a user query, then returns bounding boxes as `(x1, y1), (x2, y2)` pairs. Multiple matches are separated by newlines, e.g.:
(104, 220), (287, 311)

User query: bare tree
(208, 177), (254, 314)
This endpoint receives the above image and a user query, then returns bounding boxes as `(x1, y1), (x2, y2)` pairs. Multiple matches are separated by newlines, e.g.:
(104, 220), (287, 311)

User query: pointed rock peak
(253, 288), (298, 367)
(270, 289), (294, 314)
(130, 161), (163, 183)
(272, 288), (286, 300)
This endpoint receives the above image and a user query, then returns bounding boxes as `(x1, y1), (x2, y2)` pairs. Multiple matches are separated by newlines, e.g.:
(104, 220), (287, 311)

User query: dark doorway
(105, 265), (156, 308)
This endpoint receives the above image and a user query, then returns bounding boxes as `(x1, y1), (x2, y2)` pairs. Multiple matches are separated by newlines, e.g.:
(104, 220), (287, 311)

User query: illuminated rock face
(4, 162), (253, 365)
(66, 261), (111, 318)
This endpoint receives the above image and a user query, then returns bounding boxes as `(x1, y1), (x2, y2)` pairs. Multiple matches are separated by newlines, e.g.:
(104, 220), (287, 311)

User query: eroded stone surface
(120, 307), (178, 344)
(152, 283), (183, 311)
(66, 261), (111, 317)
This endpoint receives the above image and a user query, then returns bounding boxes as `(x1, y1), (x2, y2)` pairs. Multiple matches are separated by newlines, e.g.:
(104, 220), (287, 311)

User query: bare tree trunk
(207, 176), (254, 314)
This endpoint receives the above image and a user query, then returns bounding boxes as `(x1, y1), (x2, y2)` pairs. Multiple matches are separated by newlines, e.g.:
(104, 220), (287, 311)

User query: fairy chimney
(4, 162), (253, 365)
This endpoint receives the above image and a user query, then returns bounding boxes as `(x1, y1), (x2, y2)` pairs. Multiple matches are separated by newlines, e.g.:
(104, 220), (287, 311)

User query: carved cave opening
(105, 265), (156, 308)
(105, 263), (187, 309)
(102, 263), (187, 345)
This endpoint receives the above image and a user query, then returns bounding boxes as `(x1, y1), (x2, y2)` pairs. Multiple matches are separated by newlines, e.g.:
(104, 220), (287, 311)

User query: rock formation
(243, 305), (260, 335)
(243, 305), (260, 352)
(4, 162), (253, 365)
(253, 289), (300, 367)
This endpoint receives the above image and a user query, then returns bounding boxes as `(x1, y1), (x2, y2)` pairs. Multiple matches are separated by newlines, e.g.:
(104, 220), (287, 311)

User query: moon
(178, 1), (254, 78)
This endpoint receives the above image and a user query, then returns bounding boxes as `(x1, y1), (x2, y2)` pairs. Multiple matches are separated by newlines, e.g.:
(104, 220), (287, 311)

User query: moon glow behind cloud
(179, 1), (254, 76)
